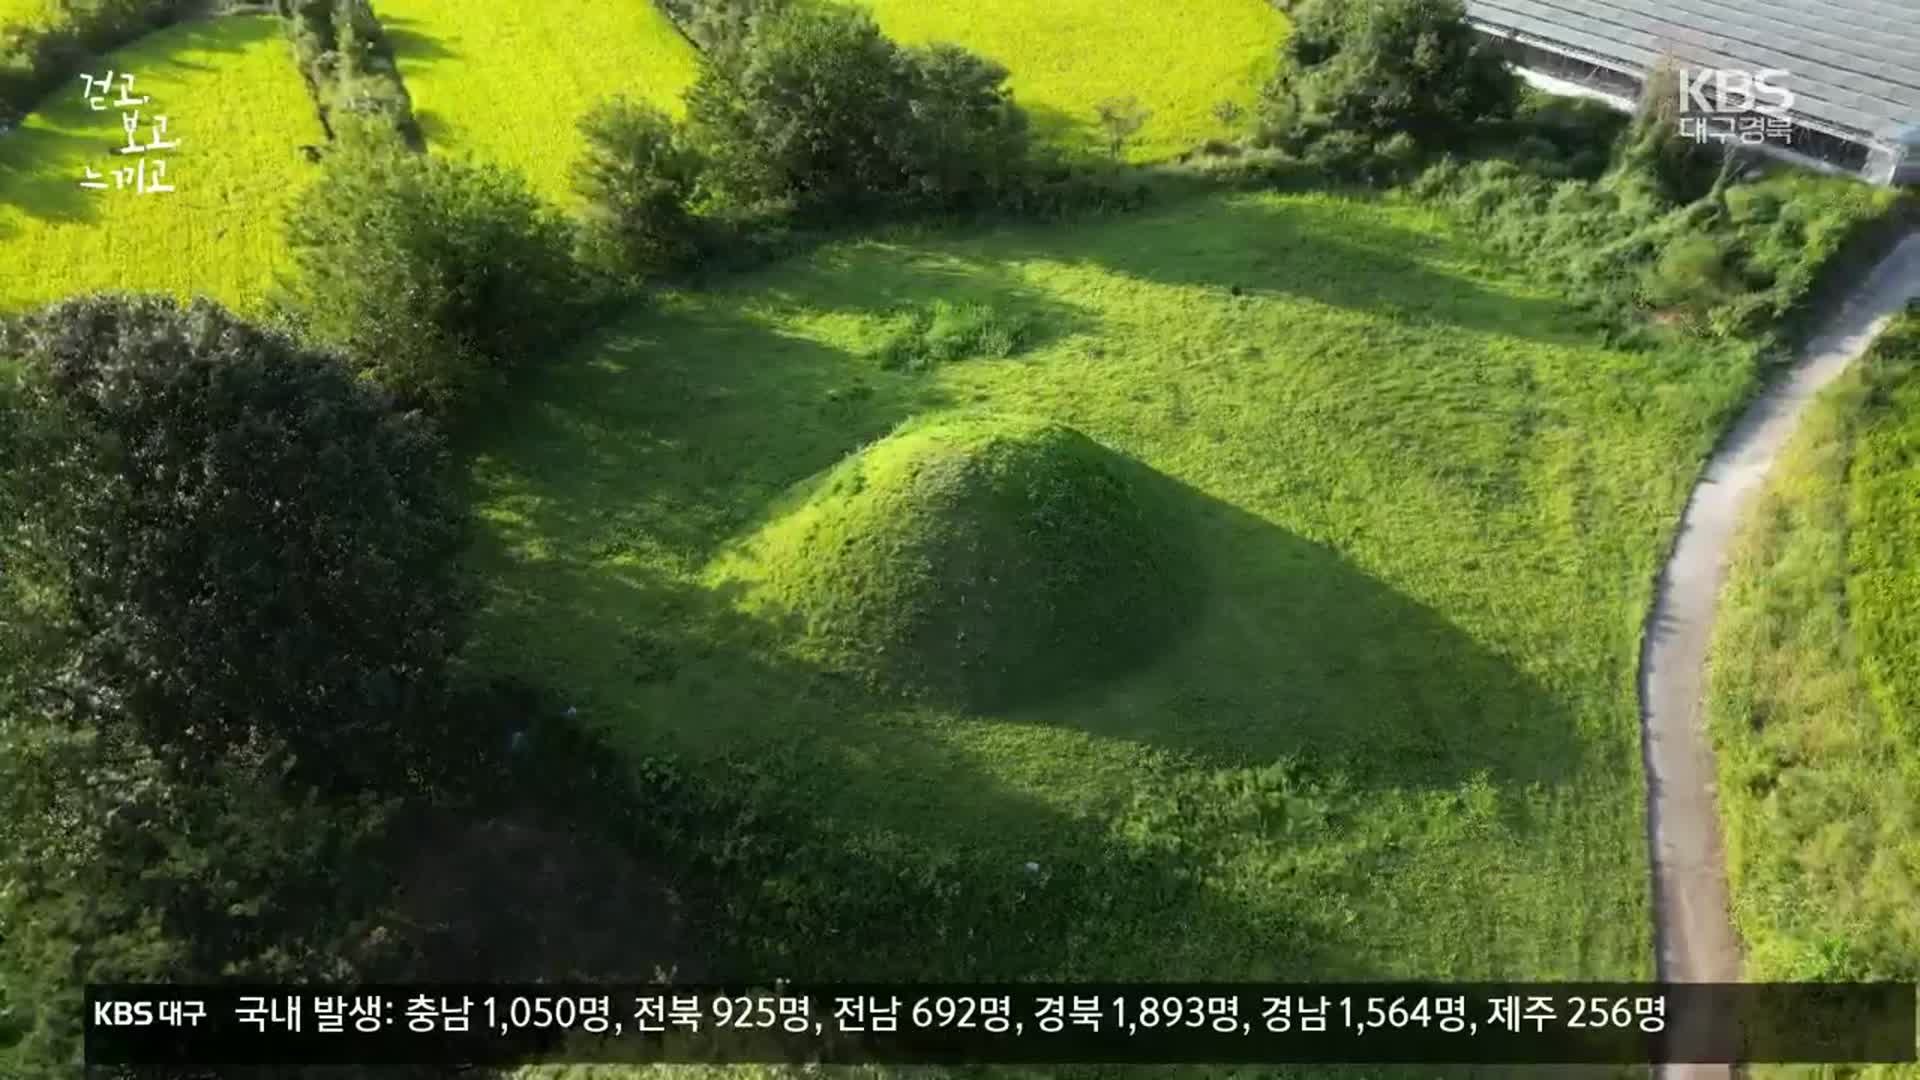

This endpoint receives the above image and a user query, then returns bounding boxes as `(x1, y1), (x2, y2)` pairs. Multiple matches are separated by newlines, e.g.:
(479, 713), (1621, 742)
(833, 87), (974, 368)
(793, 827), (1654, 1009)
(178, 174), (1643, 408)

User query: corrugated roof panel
(1597, 0), (1920, 104)
(1467, 0), (1920, 141)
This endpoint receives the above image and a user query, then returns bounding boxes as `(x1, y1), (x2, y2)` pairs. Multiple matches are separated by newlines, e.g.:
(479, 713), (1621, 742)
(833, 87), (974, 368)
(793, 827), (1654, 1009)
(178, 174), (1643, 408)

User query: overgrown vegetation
(1403, 62), (1903, 345)
(1709, 308), (1920, 985)
(1848, 311), (1920, 750)
(274, 0), (421, 147)
(871, 299), (1032, 371)
(0, 0), (191, 125)
(280, 138), (585, 413)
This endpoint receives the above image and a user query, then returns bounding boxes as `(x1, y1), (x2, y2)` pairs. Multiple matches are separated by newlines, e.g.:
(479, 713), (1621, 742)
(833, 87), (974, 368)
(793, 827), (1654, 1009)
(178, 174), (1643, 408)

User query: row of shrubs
(273, 0), (1160, 417)
(274, 0), (420, 147)
(0, 0), (192, 126)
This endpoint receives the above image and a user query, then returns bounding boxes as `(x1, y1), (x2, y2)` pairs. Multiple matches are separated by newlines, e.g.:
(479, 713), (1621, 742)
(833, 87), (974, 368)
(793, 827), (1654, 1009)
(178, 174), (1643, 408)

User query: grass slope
(374, 0), (699, 203)
(1709, 309), (1920, 993)
(851, 0), (1285, 162)
(0, 15), (324, 313)
(464, 189), (1762, 985)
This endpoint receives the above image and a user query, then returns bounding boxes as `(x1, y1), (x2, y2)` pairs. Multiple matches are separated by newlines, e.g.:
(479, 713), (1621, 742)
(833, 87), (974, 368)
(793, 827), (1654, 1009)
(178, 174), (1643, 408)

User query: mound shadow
(460, 530), (1374, 984)
(1011, 455), (1585, 793)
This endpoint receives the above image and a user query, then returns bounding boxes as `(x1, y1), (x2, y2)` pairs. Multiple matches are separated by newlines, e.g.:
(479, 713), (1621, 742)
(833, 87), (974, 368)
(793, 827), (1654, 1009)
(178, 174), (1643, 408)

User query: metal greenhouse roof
(1466, 0), (1920, 144)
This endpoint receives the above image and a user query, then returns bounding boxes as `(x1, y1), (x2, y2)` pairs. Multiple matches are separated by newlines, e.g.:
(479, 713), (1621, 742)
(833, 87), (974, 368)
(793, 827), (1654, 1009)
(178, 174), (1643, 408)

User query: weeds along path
(1639, 229), (1920, 1073)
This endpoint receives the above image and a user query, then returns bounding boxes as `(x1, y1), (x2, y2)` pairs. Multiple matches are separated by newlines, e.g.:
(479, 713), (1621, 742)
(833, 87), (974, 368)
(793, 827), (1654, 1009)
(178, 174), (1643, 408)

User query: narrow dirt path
(1638, 231), (1920, 1077)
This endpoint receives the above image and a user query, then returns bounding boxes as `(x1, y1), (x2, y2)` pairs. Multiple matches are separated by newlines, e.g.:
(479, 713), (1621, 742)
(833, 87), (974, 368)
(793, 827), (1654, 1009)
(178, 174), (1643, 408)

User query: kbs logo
(1678, 68), (1793, 117)
(94, 1000), (154, 1026)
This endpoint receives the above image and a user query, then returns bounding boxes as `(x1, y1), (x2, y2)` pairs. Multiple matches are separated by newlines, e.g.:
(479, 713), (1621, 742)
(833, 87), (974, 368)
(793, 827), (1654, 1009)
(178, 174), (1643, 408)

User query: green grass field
(461, 189), (1765, 982)
(0, 14), (324, 313)
(1709, 310), (1920, 992)
(374, 0), (699, 203)
(852, 0), (1285, 161)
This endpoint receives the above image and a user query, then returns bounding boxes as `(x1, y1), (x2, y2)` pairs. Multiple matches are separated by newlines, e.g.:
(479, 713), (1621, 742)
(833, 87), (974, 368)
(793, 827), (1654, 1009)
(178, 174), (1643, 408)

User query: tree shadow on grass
(378, 14), (462, 67)
(136, 11), (279, 73)
(0, 123), (108, 226)
(459, 256), (1097, 567)
(410, 106), (457, 147)
(976, 191), (1593, 347)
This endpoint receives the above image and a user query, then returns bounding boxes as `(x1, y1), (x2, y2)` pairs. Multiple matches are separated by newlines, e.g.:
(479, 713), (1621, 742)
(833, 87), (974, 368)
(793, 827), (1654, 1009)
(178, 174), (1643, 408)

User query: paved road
(1638, 230), (1920, 1080)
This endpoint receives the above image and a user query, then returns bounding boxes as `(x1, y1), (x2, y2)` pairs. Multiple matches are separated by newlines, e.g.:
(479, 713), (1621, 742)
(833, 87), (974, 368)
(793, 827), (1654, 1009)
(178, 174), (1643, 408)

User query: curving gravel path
(1638, 230), (1920, 1079)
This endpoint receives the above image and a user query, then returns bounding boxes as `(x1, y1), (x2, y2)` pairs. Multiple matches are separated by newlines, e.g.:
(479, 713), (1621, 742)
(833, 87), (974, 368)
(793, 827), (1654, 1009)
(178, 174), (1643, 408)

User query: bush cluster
(571, 96), (705, 281)
(281, 138), (585, 413)
(682, 4), (1030, 219)
(275, 0), (420, 147)
(0, 0), (192, 126)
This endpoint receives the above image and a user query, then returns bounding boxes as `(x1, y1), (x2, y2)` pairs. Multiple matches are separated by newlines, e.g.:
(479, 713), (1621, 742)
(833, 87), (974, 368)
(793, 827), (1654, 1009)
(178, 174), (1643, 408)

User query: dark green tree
(0, 295), (467, 783)
(685, 3), (1028, 216)
(895, 44), (1028, 208)
(1263, 0), (1518, 146)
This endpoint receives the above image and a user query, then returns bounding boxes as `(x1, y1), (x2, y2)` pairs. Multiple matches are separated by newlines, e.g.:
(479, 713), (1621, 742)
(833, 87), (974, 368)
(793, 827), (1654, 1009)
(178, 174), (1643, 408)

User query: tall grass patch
(1708, 310), (1920, 988)
(871, 300), (1032, 371)
(1850, 312), (1920, 751)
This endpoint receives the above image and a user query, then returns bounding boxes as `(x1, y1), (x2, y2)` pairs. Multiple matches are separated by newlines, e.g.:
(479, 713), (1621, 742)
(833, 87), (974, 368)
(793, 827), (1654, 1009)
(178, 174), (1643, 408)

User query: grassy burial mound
(463, 191), (1774, 982)
(374, 0), (699, 203)
(852, 0), (1284, 161)
(0, 15), (324, 313)
(710, 413), (1193, 711)
(1709, 309), (1920, 983)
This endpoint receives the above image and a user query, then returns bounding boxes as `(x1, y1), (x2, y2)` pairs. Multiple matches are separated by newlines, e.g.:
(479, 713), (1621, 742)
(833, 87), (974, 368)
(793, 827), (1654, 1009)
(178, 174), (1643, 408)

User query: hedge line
(274, 0), (421, 148)
(0, 0), (195, 126)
